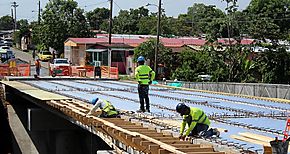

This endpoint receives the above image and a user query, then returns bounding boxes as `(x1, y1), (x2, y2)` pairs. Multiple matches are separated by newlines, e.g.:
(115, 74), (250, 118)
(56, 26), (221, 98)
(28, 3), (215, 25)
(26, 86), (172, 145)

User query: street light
(146, 0), (162, 75)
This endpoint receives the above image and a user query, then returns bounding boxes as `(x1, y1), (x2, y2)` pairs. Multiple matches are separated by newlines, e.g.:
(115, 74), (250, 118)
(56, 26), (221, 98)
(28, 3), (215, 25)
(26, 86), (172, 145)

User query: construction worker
(176, 103), (219, 140)
(35, 59), (41, 76)
(135, 56), (155, 113)
(86, 98), (119, 118)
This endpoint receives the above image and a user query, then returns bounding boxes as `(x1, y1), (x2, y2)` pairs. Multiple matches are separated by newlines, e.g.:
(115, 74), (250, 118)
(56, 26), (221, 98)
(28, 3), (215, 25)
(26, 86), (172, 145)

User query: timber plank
(177, 147), (214, 152)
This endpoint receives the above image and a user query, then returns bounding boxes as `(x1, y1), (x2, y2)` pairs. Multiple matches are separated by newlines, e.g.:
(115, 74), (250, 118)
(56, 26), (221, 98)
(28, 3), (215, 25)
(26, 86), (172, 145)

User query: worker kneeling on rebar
(86, 98), (120, 118)
(176, 103), (220, 140)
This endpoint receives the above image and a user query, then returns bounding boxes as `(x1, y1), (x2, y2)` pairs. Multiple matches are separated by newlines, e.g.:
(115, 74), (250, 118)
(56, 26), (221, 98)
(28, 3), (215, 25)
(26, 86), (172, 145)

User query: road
(11, 48), (49, 76)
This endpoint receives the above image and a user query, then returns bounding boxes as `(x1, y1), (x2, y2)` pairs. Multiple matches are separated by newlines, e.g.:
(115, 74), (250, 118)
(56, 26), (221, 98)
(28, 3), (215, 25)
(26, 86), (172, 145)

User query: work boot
(213, 128), (220, 137)
(136, 109), (145, 113)
(145, 109), (150, 113)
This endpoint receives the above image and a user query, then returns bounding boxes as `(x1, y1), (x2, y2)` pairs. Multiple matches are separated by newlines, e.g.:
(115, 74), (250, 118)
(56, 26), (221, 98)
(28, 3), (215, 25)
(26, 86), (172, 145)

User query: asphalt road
(11, 48), (49, 76)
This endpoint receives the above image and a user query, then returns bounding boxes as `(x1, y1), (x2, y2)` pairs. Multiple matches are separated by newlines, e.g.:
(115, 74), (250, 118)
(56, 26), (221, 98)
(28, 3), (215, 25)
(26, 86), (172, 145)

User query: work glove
(148, 80), (152, 84)
(179, 135), (186, 141)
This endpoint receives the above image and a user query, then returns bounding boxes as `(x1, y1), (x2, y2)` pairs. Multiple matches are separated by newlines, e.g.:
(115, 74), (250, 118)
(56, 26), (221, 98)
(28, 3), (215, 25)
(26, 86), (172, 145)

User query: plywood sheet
(1, 81), (38, 90)
(1, 81), (70, 101)
(21, 89), (70, 100)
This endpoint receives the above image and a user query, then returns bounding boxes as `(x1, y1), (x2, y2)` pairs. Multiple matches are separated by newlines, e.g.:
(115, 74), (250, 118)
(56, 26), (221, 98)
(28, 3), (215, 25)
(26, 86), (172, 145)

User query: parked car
(0, 40), (5, 47)
(4, 39), (13, 47)
(50, 58), (70, 77)
(38, 51), (53, 61)
(0, 49), (15, 63)
(0, 46), (10, 50)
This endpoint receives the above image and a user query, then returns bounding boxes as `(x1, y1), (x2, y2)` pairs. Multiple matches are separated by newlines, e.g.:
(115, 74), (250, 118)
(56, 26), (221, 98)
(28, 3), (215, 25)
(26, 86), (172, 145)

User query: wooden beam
(163, 140), (191, 144)
(149, 144), (160, 154)
(231, 135), (269, 146)
(169, 144), (200, 148)
(159, 149), (171, 154)
(177, 147), (214, 152)
(187, 152), (225, 154)
(239, 132), (274, 142)
(93, 117), (187, 154)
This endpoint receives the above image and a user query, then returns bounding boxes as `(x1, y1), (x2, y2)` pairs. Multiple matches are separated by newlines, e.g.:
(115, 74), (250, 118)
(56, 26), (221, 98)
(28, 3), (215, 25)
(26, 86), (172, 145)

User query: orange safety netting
(0, 64), (30, 77)
(60, 65), (118, 79)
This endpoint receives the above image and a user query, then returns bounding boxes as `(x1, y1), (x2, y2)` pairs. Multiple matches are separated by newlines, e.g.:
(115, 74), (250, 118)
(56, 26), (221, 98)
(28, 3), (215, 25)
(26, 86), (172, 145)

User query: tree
(186, 4), (226, 38)
(255, 48), (290, 83)
(0, 15), (13, 30)
(245, 0), (290, 42)
(40, 0), (90, 53)
(14, 19), (30, 45)
(134, 39), (172, 69)
(172, 47), (228, 82)
(86, 8), (109, 30)
(113, 7), (149, 34)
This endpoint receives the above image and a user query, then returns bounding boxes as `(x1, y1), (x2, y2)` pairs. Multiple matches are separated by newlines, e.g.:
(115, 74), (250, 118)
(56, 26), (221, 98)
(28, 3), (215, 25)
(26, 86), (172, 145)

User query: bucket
(270, 140), (289, 154)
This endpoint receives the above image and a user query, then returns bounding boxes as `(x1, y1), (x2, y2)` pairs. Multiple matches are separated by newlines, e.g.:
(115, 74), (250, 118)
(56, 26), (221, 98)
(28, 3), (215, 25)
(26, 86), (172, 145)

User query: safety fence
(101, 66), (119, 79)
(0, 63), (30, 77)
(51, 65), (119, 79)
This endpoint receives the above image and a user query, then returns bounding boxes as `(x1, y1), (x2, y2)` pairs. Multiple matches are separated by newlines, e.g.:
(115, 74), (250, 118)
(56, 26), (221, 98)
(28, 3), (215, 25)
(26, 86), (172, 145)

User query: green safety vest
(102, 100), (118, 116)
(135, 65), (155, 85)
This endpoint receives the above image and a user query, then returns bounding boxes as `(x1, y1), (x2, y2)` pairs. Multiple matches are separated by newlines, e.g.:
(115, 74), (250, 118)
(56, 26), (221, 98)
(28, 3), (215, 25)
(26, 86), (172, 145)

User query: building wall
(68, 44), (86, 66)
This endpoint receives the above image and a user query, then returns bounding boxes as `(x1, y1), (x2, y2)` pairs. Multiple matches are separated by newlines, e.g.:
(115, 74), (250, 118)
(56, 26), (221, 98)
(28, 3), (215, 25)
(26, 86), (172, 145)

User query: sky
(0, 0), (251, 22)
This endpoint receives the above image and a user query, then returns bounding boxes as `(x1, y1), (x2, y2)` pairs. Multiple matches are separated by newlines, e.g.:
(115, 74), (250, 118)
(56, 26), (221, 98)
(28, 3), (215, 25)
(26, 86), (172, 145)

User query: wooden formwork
(46, 99), (225, 154)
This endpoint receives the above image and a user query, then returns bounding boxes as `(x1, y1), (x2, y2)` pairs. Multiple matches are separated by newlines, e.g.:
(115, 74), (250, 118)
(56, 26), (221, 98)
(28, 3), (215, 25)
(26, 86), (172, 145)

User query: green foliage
(0, 15), (13, 30)
(86, 8), (109, 30)
(187, 4), (226, 38)
(255, 48), (290, 83)
(133, 39), (172, 68)
(40, 0), (90, 53)
(245, 0), (290, 42)
(113, 7), (149, 34)
(14, 19), (30, 45)
(36, 43), (47, 51)
(172, 47), (228, 82)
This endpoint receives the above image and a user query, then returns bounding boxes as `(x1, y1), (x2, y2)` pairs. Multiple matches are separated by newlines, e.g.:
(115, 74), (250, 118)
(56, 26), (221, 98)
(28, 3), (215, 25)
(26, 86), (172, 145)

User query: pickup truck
(50, 58), (70, 77)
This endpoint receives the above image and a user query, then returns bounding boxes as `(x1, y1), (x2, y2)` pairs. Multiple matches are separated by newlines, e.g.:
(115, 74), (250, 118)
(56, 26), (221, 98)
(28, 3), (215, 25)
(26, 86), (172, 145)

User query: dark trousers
(138, 84), (149, 111)
(189, 123), (216, 138)
(36, 67), (40, 76)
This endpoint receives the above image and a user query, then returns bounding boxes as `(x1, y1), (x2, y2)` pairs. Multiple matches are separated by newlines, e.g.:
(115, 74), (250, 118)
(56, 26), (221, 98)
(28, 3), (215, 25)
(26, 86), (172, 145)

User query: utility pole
(38, 0), (41, 25)
(11, 2), (18, 31)
(226, 1), (231, 46)
(11, 8), (14, 32)
(108, 0), (113, 44)
(155, 0), (162, 74)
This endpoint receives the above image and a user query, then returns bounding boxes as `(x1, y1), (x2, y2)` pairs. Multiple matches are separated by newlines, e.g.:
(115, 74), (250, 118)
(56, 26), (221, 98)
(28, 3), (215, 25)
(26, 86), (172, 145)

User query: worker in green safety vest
(86, 98), (119, 118)
(135, 56), (155, 113)
(176, 103), (220, 140)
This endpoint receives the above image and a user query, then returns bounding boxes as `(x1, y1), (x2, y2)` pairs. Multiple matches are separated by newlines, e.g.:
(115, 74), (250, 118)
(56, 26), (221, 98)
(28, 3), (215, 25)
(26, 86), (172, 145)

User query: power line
(80, 1), (109, 8)
(185, 17), (290, 24)
(113, 1), (122, 11)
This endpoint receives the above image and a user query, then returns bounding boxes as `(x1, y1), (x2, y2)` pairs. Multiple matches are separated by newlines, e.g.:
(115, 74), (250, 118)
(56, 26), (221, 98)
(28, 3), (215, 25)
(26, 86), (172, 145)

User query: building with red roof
(64, 36), (255, 74)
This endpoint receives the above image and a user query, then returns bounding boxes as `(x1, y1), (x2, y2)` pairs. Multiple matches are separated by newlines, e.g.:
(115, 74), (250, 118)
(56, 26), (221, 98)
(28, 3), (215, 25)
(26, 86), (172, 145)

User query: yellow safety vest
(135, 65), (155, 85)
(180, 107), (210, 136)
(102, 100), (118, 116)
